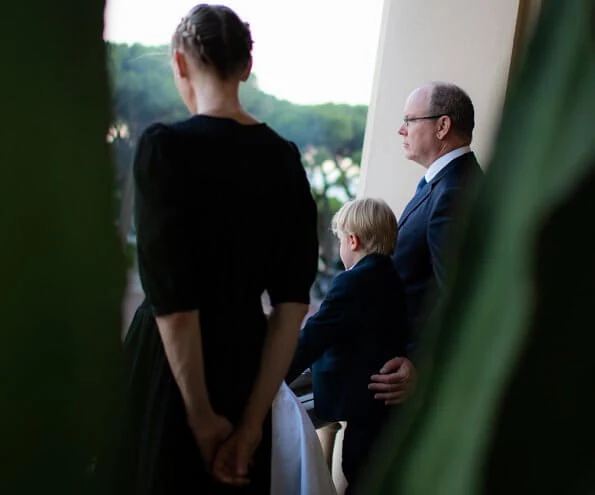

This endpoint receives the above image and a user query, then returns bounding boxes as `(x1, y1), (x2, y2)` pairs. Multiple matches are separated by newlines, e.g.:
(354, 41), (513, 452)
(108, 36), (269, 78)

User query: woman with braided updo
(115, 4), (319, 493)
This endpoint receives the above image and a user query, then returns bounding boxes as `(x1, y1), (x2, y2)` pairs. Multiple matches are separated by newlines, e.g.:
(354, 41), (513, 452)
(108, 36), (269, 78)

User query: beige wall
(358, 0), (522, 216)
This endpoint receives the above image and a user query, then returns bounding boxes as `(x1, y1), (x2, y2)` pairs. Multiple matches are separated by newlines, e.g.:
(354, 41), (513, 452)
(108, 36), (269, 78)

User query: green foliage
(363, 1), (595, 493)
(1, 0), (125, 493)
(107, 43), (186, 139)
(240, 76), (368, 155)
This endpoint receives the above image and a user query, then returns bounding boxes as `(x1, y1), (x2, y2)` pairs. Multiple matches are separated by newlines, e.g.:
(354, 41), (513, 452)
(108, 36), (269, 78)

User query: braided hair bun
(172, 4), (253, 80)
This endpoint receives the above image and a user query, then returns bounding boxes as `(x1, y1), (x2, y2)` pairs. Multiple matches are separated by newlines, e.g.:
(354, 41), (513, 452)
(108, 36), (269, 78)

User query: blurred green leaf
(1, 1), (125, 493)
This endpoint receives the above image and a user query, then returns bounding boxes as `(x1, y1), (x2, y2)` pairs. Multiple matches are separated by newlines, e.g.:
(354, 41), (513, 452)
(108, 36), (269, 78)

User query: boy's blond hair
(331, 198), (397, 256)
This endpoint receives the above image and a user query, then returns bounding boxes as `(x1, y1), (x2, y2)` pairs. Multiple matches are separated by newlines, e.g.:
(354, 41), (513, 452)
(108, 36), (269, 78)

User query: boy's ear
(348, 233), (360, 251)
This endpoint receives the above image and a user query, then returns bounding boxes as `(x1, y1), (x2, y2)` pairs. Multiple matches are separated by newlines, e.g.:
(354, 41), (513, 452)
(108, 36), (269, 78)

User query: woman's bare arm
(156, 310), (232, 466)
(240, 302), (308, 429)
(212, 302), (308, 485)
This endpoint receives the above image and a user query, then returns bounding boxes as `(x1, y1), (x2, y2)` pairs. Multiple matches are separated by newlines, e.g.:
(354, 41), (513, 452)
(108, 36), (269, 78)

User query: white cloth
(271, 382), (337, 495)
(424, 145), (471, 182)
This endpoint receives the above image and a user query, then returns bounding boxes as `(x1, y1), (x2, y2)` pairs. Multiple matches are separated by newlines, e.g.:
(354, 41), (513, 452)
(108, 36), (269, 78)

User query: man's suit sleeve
(286, 272), (356, 384)
(427, 187), (463, 287)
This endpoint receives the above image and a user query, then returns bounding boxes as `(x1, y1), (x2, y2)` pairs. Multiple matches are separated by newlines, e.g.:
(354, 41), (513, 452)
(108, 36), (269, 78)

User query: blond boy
(287, 198), (410, 493)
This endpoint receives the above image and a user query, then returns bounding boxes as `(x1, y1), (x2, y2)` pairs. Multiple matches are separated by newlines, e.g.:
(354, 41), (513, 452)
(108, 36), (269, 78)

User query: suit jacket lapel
(398, 152), (477, 229)
(399, 185), (431, 227)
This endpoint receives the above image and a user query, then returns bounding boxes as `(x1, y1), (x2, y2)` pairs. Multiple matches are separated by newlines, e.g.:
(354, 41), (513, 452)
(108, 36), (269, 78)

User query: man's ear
(240, 57), (253, 82)
(348, 233), (361, 251)
(436, 115), (452, 140)
(173, 49), (190, 79)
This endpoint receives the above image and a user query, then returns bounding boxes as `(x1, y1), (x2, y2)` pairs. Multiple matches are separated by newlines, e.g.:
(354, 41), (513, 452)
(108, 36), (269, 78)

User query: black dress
(117, 116), (318, 494)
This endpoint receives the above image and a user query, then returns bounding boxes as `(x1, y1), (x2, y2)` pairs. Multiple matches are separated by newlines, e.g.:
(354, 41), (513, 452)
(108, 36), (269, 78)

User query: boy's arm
(286, 272), (356, 383)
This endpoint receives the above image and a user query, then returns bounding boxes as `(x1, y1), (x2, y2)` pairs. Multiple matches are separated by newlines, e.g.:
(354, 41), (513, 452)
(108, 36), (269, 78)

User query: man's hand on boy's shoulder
(368, 356), (416, 405)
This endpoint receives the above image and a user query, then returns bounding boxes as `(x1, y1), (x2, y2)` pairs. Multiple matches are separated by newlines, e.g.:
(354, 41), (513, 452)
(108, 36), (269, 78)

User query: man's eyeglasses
(402, 114), (446, 128)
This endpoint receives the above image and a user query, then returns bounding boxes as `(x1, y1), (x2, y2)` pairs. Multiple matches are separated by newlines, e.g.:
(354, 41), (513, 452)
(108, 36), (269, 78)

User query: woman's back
(138, 115), (315, 308)
(133, 115), (318, 416)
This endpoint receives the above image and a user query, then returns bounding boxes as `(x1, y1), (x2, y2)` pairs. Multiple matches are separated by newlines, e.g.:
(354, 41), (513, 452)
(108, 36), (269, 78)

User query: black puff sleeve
(133, 124), (200, 316)
(266, 142), (319, 307)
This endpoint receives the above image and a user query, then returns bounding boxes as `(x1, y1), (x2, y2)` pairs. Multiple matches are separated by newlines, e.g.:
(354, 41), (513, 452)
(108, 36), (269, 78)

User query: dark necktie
(415, 176), (427, 195)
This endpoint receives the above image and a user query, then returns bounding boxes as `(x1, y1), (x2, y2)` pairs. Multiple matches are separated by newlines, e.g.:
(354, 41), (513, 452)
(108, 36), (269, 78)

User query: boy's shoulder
(350, 253), (396, 278)
(329, 254), (397, 293)
(326, 268), (357, 295)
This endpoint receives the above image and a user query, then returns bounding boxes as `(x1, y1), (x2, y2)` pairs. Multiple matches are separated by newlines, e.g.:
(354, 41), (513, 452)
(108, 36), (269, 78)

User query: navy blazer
(392, 151), (483, 338)
(287, 254), (409, 423)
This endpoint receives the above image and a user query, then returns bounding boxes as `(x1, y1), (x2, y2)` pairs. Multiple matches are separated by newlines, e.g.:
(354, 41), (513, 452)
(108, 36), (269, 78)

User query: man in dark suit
(369, 82), (483, 403)
(286, 198), (410, 493)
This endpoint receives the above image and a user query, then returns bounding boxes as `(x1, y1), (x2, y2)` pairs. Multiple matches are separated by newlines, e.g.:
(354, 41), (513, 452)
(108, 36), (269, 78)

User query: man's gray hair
(428, 83), (475, 141)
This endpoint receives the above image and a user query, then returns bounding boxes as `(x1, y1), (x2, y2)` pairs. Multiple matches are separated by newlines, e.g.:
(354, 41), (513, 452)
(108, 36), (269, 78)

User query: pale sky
(104, 0), (384, 105)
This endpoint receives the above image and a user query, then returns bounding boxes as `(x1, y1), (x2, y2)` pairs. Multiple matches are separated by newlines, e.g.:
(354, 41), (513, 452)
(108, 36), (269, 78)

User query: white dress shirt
(425, 145), (471, 183)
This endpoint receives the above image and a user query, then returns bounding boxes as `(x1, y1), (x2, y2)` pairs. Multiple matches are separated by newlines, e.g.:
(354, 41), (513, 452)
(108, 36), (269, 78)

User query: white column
(359, 0), (522, 215)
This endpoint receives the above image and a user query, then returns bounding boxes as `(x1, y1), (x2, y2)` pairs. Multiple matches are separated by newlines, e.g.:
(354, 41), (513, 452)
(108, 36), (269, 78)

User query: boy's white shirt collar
(347, 252), (375, 270)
